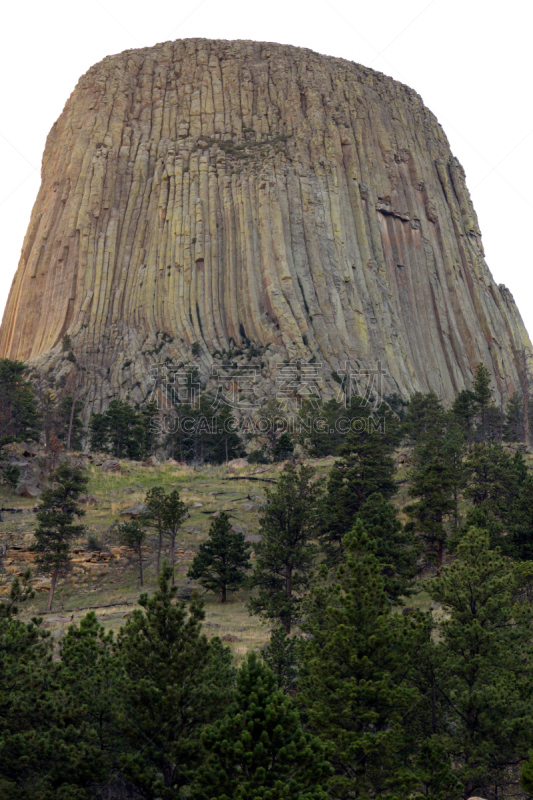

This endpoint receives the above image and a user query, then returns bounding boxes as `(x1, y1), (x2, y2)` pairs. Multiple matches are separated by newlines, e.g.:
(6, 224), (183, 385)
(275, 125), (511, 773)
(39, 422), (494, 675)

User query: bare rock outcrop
(1, 38), (530, 407)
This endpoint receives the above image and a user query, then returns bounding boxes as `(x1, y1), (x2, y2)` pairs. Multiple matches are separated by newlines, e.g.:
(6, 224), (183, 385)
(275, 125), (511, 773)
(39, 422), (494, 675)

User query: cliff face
(1, 38), (530, 409)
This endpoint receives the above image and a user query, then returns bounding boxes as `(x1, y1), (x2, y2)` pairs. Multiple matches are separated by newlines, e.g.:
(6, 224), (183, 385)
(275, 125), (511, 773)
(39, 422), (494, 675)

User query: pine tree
(0, 574), (110, 799)
(452, 389), (476, 451)
(0, 358), (41, 446)
(248, 464), (324, 632)
(464, 442), (525, 524)
(88, 410), (109, 453)
(504, 391), (525, 442)
(58, 394), (84, 450)
(262, 627), (298, 694)
(427, 527), (533, 797)
(105, 399), (144, 459)
(143, 485), (167, 575)
(115, 565), (235, 798)
(504, 475), (533, 560)
(297, 398), (344, 458)
(298, 520), (421, 799)
(355, 493), (418, 602)
(193, 652), (331, 800)
(404, 414), (465, 570)
(141, 399), (160, 457)
(273, 431), (294, 462)
(472, 363), (493, 442)
(322, 400), (400, 559)
(521, 751), (533, 793)
(402, 391), (445, 445)
(89, 400), (145, 459)
(34, 463), (88, 612)
(188, 512), (251, 602)
(209, 403), (244, 464)
(159, 489), (188, 584)
(118, 520), (147, 586)
(58, 612), (120, 775)
(2, 463), (21, 495)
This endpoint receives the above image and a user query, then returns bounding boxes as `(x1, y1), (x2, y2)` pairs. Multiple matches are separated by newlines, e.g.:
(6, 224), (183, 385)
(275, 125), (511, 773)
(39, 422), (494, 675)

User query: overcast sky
(1, 0), (532, 337)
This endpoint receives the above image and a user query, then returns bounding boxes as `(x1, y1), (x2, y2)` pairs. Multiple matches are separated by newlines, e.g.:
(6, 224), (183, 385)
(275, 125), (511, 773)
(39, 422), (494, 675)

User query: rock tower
(1, 38), (530, 409)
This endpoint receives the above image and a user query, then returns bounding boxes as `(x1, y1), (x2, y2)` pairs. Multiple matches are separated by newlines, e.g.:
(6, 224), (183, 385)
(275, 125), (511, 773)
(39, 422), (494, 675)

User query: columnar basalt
(1, 38), (530, 410)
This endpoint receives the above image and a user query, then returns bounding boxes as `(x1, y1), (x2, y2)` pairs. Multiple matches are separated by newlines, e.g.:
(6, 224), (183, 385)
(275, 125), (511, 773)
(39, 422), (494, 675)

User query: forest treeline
(1, 352), (533, 465)
(4, 454), (533, 798)
(3, 358), (533, 796)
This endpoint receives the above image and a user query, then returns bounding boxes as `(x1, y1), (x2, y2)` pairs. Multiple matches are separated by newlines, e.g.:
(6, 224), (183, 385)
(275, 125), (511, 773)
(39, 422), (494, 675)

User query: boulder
(227, 458), (248, 472)
(101, 459), (121, 473)
(143, 455), (159, 467)
(242, 502), (261, 512)
(120, 502), (148, 518)
(15, 482), (41, 499)
(79, 494), (99, 505)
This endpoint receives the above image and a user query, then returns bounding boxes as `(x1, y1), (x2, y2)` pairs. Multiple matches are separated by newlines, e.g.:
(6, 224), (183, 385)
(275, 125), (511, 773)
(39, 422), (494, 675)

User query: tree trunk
(139, 550), (143, 587)
(156, 529), (162, 575)
(524, 385), (530, 448)
(221, 584), (227, 603)
(46, 565), (58, 612)
(437, 539), (443, 574)
(66, 386), (78, 452)
(170, 532), (176, 585)
(284, 565), (292, 633)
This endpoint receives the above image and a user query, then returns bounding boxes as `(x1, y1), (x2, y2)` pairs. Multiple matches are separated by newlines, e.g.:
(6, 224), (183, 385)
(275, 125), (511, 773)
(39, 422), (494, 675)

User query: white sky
(1, 0), (532, 336)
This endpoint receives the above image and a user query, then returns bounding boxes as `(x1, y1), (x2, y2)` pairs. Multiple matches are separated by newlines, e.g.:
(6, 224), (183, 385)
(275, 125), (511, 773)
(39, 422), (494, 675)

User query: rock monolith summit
(1, 39), (530, 409)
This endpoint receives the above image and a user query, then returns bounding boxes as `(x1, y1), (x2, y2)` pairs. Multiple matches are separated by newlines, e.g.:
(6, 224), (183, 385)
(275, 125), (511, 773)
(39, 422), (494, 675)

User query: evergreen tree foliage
(355, 493), (418, 602)
(273, 431), (294, 462)
(0, 575), (109, 799)
(297, 398), (344, 458)
(404, 409), (465, 569)
(143, 485), (167, 575)
(504, 475), (533, 560)
(115, 565), (235, 798)
(2, 464), (21, 495)
(299, 520), (421, 799)
(261, 627), (298, 694)
(504, 391), (525, 442)
(193, 652), (331, 800)
(165, 396), (243, 464)
(87, 410), (109, 453)
(34, 463), (88, 611)
(322, 400), (400, 559)
(159, 489), (188, 584)
(521, 751), (533, 794)
(118, 520), (147, 586)
(188, 512), (251, 602)
(58, 395), (84, 450)
(248, 464), (324, 632)
(472, 363), (493, 442)
(402, 391), (445, 445)
(89, 399), (161, 459)
(58, 612), (121, 777)
(209, 403), (245, 464)
(141, 399), (161, 456)
(451, 389), (476, 451)
(427, 527), (533, 797)
(0, 359), (41, 446)
(102, 399), (145, 459)
(463, 442), (526, 524)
